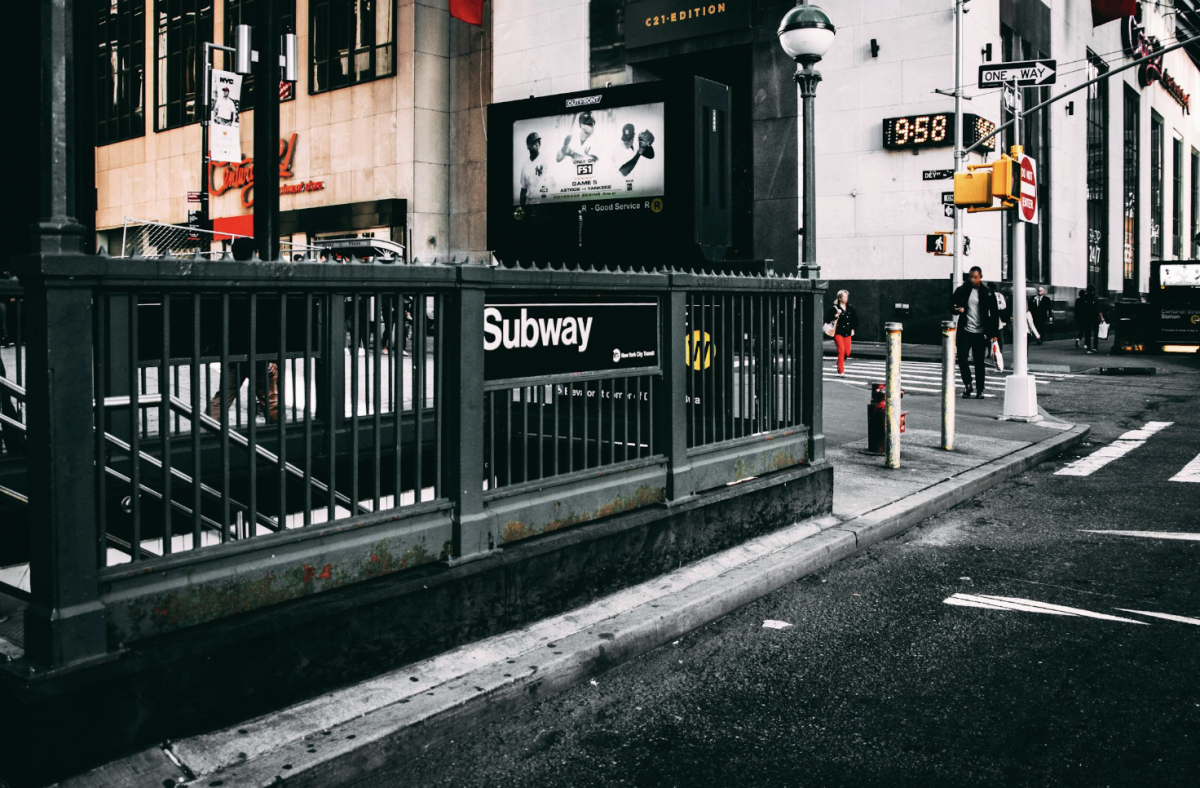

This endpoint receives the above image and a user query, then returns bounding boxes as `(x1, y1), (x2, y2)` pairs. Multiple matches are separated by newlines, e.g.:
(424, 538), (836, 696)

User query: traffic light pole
(1004, 82), (1038, 420)
(951, 0), (964, 294)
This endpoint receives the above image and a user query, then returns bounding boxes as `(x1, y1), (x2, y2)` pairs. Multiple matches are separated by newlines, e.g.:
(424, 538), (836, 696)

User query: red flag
(1091, 0), (1136, 27)
(450, 0), (483, 26)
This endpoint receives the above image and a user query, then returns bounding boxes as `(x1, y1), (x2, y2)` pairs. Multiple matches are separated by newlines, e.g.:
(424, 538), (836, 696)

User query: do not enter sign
(1019, 154), (1038, 224)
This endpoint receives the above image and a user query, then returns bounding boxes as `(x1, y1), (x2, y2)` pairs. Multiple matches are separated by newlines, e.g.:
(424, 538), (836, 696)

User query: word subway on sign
(882, 113), (996, 151)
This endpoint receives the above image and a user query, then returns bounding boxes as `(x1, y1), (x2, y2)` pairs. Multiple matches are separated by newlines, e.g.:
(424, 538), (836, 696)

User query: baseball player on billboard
(556, 111), (601, 164)
(613, 122), (655, 179)
(518, 132), (548, 206)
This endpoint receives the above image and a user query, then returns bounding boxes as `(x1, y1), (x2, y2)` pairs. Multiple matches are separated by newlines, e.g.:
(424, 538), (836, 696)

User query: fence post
(656, 288), (692, 501)
(17, 263), (108, 668)
(315, 294), (346, 428)
(801, 284), (826, 463)
(443, 278), (489, 559)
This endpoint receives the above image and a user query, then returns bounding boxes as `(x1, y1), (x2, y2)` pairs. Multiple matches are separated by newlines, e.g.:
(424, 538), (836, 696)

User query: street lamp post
(778, 2), (836, 278)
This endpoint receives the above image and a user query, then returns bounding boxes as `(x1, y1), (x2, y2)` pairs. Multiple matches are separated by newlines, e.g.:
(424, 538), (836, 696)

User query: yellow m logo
(685, 330), (715, 371)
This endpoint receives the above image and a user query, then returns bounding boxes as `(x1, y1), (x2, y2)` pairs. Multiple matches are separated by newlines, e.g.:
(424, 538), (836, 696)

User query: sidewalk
(58, 383), (1087, 788)
(826, 336), (1199, 374)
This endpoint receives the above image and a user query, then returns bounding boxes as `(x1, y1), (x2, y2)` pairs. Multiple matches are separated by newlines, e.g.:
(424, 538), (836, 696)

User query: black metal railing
(7, 255), (826, 667)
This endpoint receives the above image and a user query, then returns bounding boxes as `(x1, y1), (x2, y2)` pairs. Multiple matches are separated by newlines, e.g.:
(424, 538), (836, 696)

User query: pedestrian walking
(1029, 286), (1052, 344)
(951, 266), (1000, 399)
(824, 289), (857, 376)
(1075, 285), (1106, 353)
(989, 284), (1010, 358)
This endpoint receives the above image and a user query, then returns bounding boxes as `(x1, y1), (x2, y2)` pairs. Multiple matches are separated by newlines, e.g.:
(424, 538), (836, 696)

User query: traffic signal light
(952, 151), (1022, 214)
(953, 170), (992, 208)
(990, 154), (1019, 201)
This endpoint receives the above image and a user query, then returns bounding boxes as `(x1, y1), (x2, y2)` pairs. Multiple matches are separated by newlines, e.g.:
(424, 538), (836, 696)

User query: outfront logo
(565, 95), (602, 108)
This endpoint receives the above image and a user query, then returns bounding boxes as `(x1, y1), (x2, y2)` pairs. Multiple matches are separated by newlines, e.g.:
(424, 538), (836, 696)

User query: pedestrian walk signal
(926, 232), (951, 256)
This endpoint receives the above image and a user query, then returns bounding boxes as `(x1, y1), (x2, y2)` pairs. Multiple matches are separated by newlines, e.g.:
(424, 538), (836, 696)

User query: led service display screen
(512, 102), (665, 207)
(882, 113), (995, 151)
(1160, 263), (1200, 286)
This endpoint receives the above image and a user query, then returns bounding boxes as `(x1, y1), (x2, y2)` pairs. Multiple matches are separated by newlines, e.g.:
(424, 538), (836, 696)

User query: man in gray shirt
(950, 266), (1000, 399)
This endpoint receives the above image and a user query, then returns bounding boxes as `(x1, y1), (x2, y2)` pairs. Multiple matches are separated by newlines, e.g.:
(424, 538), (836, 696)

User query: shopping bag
(992, 338), (1005, 372)
(1098, 321), (1110, 340)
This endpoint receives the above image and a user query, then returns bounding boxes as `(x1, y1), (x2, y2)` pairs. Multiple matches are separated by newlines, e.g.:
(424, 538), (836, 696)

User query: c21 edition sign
(483, 296), (660, 384)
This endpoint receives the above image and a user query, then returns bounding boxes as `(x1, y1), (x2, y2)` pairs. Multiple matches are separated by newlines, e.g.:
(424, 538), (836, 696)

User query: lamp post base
(1001, 374), (1040, 421)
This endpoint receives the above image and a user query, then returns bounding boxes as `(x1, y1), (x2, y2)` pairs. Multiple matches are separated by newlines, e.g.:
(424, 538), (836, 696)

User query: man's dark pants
(957, 329), (988, 392)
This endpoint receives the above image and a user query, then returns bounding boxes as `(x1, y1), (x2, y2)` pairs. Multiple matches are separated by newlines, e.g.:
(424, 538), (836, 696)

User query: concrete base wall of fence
(0, 459), (832, 788)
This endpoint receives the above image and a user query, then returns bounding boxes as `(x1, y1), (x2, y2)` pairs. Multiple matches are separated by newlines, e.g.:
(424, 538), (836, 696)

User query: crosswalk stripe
(825, 362), (1056, 383)
(944, 594), (1148, 624)
(1114, 609), (1200, 626)
(1053, 421), (1173, 477)
(1081, 529), (1200, 541)
(1054, 439), (1145, 477)
(826, 370), (1007, 390)
(824, 376), (997, 397)
(1168, 452), (1200, 483)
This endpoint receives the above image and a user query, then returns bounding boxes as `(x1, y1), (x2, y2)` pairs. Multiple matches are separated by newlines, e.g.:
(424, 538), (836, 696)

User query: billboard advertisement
(209, 69), (243, 164)
(511, 102), (665, 208)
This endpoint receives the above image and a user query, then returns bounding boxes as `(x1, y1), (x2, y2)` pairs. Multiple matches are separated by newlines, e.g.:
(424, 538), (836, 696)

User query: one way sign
(978, 59), (1057, 89)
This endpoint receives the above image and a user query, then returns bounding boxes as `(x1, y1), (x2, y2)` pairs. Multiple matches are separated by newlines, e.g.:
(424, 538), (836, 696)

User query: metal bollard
(885, 322), (902, 469)
(941, 320), (956, 451)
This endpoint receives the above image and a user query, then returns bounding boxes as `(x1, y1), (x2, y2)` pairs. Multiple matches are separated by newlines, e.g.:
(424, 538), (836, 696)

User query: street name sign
(923, 169), (954, 181)
(979, 60), (1057, 89)
(1019, 154), (1038, 224)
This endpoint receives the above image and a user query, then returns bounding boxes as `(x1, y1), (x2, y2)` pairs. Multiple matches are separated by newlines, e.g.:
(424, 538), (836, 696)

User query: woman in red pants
(825, 289), (858, 376)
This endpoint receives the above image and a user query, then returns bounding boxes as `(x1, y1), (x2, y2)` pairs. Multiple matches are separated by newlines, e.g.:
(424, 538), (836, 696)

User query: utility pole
(253, 0), (283, 261)
(951, 0), (965, 293)
(1004, 81), (1037, 419)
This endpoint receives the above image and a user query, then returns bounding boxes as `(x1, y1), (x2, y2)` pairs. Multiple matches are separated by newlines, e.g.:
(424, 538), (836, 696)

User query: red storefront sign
(209, 133), (325, 208)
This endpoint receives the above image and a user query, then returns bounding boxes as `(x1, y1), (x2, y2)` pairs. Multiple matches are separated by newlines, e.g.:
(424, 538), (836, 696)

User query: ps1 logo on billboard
(483, 296), (660, 384)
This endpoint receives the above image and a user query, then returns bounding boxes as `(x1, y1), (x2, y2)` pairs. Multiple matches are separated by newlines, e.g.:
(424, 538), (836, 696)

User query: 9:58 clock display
(882, 113), (995, 151)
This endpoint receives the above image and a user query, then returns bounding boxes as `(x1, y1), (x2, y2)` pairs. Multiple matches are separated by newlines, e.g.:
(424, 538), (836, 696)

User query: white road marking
(1115, 609), (1200, 626)
(1080, 529), (1200, 541)
(1054, 439), (1146, 476)
(944, 594), (1149, 624)
(1118, 421), (1175, 440)
(762, 619), (792, 630)
(1169, 452), (1200, 483)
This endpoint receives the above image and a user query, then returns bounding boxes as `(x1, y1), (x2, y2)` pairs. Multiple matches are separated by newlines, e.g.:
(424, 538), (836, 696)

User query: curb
(56, 425), (1089, 788)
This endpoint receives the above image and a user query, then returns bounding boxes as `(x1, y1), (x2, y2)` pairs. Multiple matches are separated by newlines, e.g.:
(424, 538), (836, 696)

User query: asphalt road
(355, 363), (1200, 788)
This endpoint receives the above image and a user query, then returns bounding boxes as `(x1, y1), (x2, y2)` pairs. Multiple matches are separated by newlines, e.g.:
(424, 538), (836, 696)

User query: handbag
(823, 306), (839, 338)
(1098, 320), (1110, 340)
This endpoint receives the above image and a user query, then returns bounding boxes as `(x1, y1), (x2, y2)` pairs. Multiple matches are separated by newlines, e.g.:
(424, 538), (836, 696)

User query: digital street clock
(882, 113), (995, 151)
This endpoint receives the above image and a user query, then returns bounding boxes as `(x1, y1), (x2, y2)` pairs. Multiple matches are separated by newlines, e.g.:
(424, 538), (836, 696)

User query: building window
(1192, 148), (1199, 258)
(1123, 86), (1140, 295)
(1086, 51), (1108, 293)
(224, 0), (297, 108)
(1150, 113), (1163, 260)
(156, 0), (214, 131)
(1173, 135), (1184, 258)
(96, 0), (146, 145)
(309, 0), (395, 94)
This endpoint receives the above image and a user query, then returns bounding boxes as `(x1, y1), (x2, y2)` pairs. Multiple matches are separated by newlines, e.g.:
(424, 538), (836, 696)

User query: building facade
(494, 0), (1200, 341)
(91, 0), (491, 261)
(815, 0), (1200, 341)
